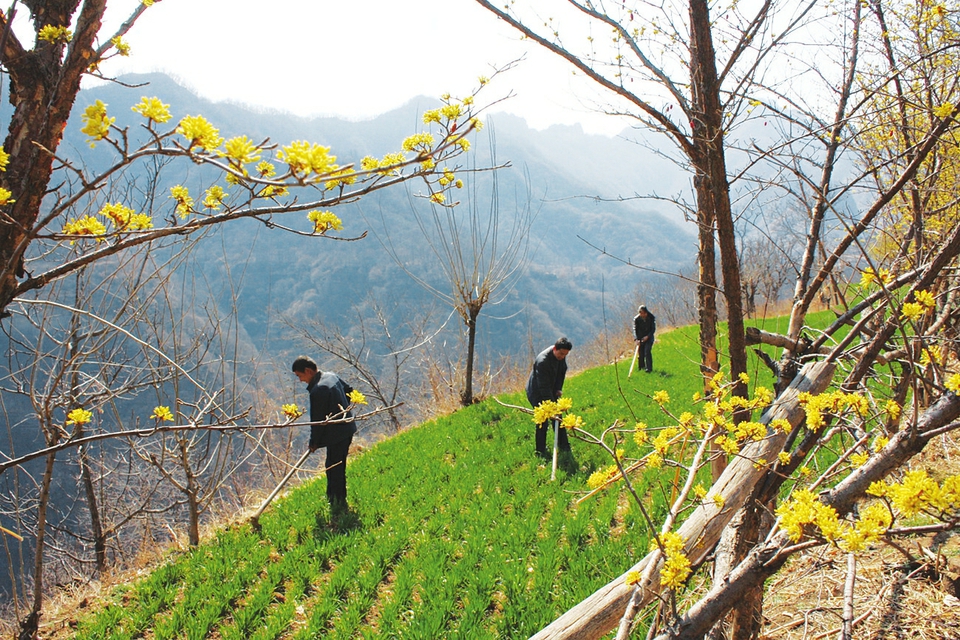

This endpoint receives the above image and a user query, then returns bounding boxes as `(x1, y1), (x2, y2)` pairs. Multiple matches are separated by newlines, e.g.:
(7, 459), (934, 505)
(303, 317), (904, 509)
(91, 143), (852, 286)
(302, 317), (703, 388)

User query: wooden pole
(551, 418), (560, 481)
(628, 345), (639, 377)
(250, 449), (312, 530)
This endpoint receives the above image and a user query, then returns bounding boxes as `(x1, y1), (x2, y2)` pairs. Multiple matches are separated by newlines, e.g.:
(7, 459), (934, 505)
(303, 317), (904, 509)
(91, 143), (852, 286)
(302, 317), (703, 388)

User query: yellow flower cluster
(324, 168), (357, 191)
(281, 403), (303, 419)
(277, 141), (337, 176)
(308, 210), (343, 234)
(150, 406), (174, 422)
(132, 96), (172, 124)
(860, 266), (892, 287)
(80, 101), (115, 146)
(203, 186), (227, 211)
(797, 391), (869, 432)
(177, 115), (223, 152)
(220, 135), (260, 168)
(111, 36), (131, 56)
(66, 408), (93, 426)
(0, 188), (14, 206)
(933, 102), (955, 118)
(99, 202), (152, 231)
(868, 469), (960, 517)
(38, 24), (72, 44)
(62, 215), (106, 242)
(348, 390), (367, 405)
(652, 390), (670, 405)
(401, 132), (434, 153)
(587, 463), (622, 489)
(653, 531), (691, 590)
(169, 185), (194, 219)
(776, 488), (893, 552)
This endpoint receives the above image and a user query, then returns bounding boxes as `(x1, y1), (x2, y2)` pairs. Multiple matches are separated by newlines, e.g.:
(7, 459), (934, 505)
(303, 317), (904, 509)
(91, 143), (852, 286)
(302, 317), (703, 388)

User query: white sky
(88, 0), (629, 136)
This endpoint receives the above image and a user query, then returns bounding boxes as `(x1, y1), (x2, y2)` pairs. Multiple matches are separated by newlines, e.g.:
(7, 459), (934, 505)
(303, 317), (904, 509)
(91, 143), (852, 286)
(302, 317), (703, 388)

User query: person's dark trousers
(639, 341), (653, 373)
(535, 421), (571, 454)
(324, 436), (352, 511)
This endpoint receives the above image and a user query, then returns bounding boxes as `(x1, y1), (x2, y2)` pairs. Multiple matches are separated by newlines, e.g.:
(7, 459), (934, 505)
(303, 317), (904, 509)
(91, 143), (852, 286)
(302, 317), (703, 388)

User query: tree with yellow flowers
(0, 3), (496, 638)
(469, 1), (960, 639)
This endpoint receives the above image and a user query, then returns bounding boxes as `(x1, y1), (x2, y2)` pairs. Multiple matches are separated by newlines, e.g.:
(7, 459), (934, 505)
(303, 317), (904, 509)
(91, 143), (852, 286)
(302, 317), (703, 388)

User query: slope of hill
(33, 314), (960, 639)
(50, 321), (710, 638)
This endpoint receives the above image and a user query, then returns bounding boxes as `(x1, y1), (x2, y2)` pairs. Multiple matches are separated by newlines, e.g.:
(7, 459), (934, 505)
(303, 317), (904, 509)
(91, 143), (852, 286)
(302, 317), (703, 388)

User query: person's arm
(554, 360), (567, 398)
(308, 384), (331, 451)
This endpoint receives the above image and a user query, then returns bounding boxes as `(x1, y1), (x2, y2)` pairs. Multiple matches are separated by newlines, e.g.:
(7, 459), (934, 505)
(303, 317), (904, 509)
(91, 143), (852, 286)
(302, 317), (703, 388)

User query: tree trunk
(20, 449), (57, 640)
(462, 307), (479, 406)
(0, 1), (107, 315)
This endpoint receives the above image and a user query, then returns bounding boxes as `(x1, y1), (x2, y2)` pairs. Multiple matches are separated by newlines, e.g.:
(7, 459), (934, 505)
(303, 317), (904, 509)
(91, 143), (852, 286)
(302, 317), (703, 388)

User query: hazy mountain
(60, 74), (694, 361)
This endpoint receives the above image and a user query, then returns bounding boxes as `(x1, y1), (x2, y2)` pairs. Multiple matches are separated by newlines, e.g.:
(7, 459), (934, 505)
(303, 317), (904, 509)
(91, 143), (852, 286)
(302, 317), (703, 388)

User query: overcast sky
(85, 0), (628, 136)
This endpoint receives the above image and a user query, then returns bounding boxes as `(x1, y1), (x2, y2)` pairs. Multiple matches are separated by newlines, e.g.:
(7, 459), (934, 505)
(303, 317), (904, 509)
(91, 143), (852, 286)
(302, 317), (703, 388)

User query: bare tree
(372, 135), (536, 405)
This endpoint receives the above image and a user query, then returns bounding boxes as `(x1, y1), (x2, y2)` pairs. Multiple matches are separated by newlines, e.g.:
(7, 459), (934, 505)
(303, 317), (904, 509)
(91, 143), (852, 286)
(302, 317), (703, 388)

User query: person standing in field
(526, 337), (574, 460)
(633, 305), (656, 373)
(292, 356), (357, 516)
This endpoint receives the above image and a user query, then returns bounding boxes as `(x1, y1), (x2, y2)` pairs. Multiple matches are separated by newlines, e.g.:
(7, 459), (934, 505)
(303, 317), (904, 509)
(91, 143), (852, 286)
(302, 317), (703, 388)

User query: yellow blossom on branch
(533, 400), (561, 425)
(203, 185), (227, 210)
(221, 135), (260, 168)
(132, 96), (172, 124)
(80, 100), (115, 146)
(111, 36), (130, 56)
(277, 141), (337, 176)
(900, 301), (924, 321)
(652, 390), (670, 406)
(915, 289), (936, 308)
(0, 147), (9, 171)
(850, 451), (870, 467)
(348, 390), (367, 405)
(556, 396), (573, 412)
(99, 202), (136, 229)
(62, 215), (106, 242)
(281, 403), (303, 419)
(38, 24), (72, 44)
(308, 210), (343, 234)
(0, 188), (14, 206)
(625, 570), (641, 586)
(402, 132), (434, 153)
(560, 414), (584, 429)
(933, 102), (955, 118)
(150, 406), (174, 422)
(169, 185), (194, 219)
(66, 408), (93, 426)
(177, 115), (223, 152)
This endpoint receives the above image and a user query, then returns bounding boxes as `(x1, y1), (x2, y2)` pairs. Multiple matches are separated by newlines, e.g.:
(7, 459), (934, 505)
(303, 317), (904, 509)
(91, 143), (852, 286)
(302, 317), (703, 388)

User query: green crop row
(73, 312), (842, 639)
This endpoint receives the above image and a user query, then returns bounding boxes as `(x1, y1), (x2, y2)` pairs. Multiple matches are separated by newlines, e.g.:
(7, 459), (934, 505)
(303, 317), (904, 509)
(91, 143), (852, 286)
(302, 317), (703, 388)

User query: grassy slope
(67, 314), (827, 639)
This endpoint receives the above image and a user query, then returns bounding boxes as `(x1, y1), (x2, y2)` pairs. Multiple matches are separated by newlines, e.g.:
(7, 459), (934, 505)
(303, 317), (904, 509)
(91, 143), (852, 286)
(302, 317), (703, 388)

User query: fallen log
(531, 359), (837, 640)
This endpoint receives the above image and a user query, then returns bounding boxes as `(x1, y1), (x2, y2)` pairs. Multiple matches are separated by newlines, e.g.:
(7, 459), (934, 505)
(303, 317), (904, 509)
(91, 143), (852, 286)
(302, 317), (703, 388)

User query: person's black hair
(638, 305), (648, 313)
(291, 356), (318, 373)
(555, 337), (573, 351)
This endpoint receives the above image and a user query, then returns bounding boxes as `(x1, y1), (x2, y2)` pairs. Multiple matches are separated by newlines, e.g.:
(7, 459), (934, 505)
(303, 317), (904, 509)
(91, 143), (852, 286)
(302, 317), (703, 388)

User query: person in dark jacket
(526, 337), (573, 459)
(633, 305), (656, 373)
(292, 356), (357, 514)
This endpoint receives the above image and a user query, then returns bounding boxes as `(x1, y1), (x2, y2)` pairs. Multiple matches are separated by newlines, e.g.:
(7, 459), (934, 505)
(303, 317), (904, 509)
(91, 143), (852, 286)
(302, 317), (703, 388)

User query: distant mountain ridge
(65, 73), (694, 357)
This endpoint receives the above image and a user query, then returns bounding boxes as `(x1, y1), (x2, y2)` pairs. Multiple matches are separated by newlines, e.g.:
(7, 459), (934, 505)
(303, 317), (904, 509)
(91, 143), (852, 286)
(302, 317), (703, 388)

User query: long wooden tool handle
(250, 449), (312, 526)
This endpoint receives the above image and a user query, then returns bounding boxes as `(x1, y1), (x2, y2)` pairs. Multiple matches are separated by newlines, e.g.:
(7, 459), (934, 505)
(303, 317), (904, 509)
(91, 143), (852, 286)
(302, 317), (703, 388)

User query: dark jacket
(307, 371), (358, 449)
(526, 346), (568, 407)
(634, 312), (656, 343)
